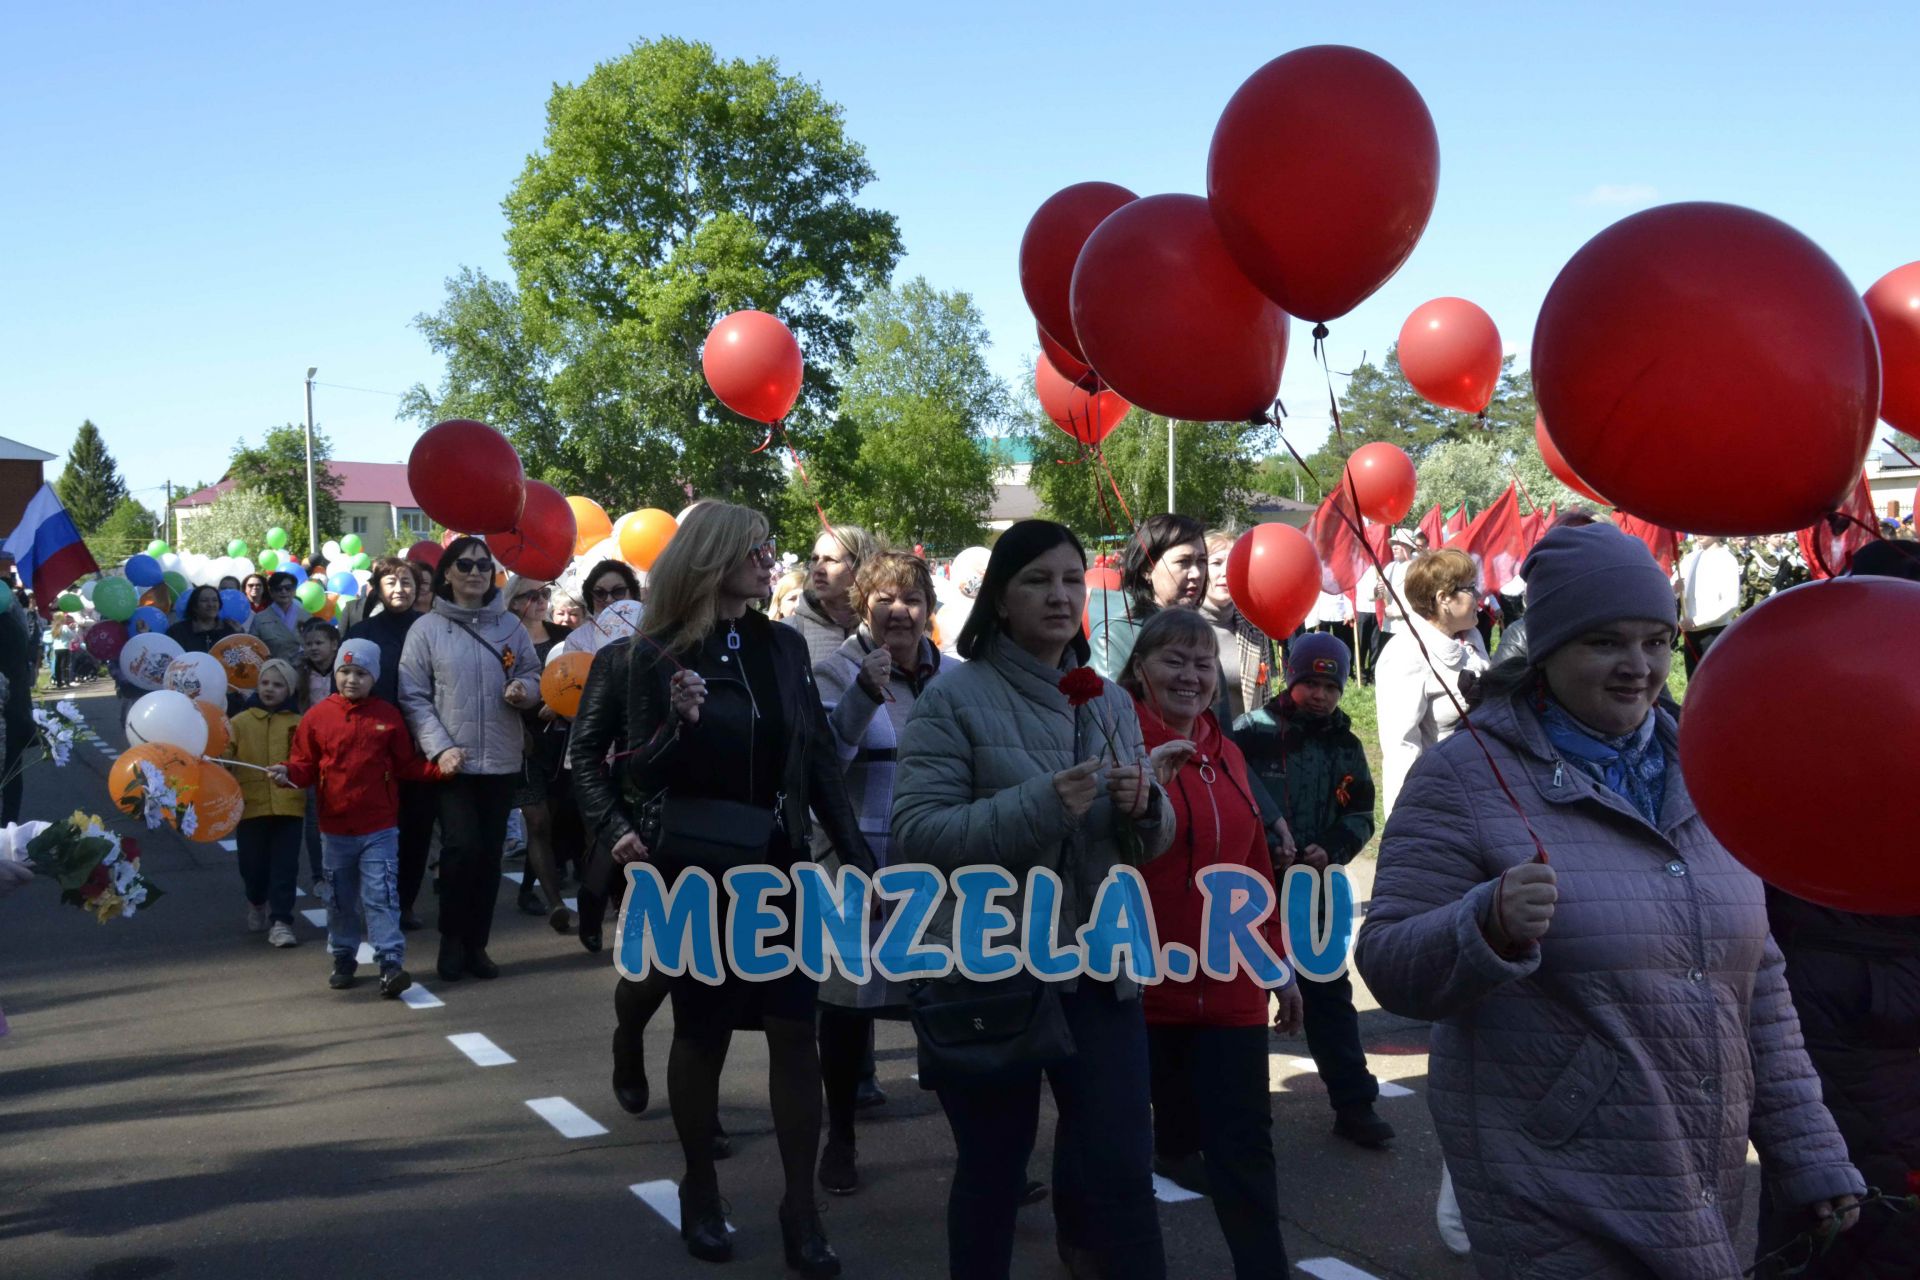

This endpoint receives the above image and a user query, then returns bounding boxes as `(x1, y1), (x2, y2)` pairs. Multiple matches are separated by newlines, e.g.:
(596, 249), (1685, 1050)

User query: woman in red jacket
(1120, 608), (1303, 1279)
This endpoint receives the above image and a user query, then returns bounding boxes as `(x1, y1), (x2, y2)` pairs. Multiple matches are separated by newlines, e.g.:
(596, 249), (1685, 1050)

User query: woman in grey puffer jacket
(1357, 525), (1863, 1280)
(399, 536), (542, 983)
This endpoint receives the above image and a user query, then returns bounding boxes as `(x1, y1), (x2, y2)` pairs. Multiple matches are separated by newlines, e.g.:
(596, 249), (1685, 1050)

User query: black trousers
(1355, 616), (1379, 683)
(1299, 971), (1378, 1111)
(396, 780), (437, 915)
(1681, 625), (1724, 678)
(52, 651), (72, 686)
(1148, 1023), (1288, 1279)
(235, 815), (303, 924)
(436, 772), (514, 949)
(2, 709), (31, 825)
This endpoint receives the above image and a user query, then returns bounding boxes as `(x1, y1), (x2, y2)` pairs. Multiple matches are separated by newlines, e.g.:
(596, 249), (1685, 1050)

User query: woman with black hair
(561, 557), (644, 951)
(248, 572), (309, 663)
(398, 535), (543, 982)
(1087, 513), (1209, 679)
(893, 518), (1176, 1280)
(167, 584), (239, 653)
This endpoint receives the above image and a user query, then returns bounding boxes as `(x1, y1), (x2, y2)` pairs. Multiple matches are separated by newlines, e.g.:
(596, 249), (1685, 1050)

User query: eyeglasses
(516, 587), (552, 601)
(452, 558), (494, 575)
(590, 585), (630, 602)
(749, 539), (777, 568)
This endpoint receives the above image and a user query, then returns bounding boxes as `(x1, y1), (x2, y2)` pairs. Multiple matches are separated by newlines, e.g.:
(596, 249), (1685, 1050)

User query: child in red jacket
(271, 638), (440, 998)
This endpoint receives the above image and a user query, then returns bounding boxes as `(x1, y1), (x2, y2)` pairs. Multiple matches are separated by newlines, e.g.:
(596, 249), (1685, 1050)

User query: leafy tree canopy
(227, 424), (340, 557)
(178, 489), (300, 561)
(89, 497), (159, 563)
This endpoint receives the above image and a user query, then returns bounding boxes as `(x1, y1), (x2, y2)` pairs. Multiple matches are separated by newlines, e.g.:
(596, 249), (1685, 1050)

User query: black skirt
(664, 832), (818, 1035)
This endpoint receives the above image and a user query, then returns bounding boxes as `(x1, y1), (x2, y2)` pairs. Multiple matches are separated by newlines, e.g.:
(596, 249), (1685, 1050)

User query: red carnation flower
(83, 864), (112, 898)
(1058, 668), (1105, 708)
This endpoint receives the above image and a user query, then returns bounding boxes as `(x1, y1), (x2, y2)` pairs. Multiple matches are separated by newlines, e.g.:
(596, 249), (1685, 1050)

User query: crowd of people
(9, 499), (1916, 1279)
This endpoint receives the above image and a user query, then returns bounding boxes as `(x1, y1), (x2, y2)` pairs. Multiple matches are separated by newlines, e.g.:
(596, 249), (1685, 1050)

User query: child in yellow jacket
(227, 658), (305, 947)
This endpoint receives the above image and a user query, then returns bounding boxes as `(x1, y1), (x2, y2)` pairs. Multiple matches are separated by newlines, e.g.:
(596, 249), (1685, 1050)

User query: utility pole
(164, 480), (172, 546)
(1167, 418), (1177, 514)
(304, 367), (319, 559)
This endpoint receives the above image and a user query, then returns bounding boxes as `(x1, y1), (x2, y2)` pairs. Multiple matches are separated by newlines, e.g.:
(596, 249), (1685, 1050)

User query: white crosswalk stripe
(525, 1096), (608, 1138)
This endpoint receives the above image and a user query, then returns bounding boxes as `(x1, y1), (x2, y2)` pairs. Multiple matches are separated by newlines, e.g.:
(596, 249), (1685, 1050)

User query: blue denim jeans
(322, 827), (404, 970)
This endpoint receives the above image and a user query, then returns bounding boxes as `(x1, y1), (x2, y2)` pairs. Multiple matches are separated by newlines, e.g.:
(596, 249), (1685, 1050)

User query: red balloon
(1865, 261), (1920, 437)
(1533, 203), (1879, 535)
(491, 481), (577, 582)
(85, 619), (128, 662)
(702, 310), (803, 423)
(409, 419), (527, 535)
(1036, 359), (1129, 447)
(1069, 194), (1290, 423)
(406, 540), (444, 569)
(1020, 182), (1138, 364)
(1397, 298), (1502, 414)
(1039, 326), (1091, 383)
(1534, 416), (1608, 504)
(1679, 577), (1920, 914)
(1208, 46), (1439, 323)
(1342, 442), (1417, 524)
(1224, 524), (1321, 638)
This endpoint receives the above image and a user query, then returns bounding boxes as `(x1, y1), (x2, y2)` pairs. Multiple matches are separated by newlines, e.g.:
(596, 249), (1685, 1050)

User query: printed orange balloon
(540, 651), (594, 719)
(198, 702), (231, 758)
(187, 765), (245, 842)
(568, 496), (614, 556)
(211, 633), (270, 690)
(108, 744), (202, 823)
(615, 509), (677, 571)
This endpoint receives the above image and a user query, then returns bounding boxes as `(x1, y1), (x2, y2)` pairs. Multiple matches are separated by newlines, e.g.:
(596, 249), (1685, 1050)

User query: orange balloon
(568, 497), (614, 556)
(188, 764), (245, 842)
(540, 651), (595, 718)
(317, 595), (338, 622)
(197, 702), (231, 757)
(108, 744), (202, 825)
(211, 633), (270, 690)
(615, 509), (677, 571)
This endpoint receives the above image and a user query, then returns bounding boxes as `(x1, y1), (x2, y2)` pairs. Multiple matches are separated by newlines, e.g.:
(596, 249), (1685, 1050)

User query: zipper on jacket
(1551, 760), (1565, 789)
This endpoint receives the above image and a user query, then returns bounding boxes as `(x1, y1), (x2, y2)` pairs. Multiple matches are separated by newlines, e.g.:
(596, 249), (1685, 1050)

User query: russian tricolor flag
(3, 484), (100, 616)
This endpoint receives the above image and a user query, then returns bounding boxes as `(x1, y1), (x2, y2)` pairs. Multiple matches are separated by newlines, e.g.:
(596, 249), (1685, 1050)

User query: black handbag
(907, 971), (1075, 1089)
(649, 795), (778, 874)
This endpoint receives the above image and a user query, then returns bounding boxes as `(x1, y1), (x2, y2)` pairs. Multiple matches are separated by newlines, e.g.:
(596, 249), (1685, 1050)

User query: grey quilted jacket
(1355, 693), (1861, 1280)
(398, 595), (541, 775)
(891, 635), (1174, 1000)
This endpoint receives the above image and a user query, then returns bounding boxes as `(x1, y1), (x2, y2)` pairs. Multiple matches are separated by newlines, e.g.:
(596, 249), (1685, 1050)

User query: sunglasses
(590, 585), (630, 602)
(749, 539), (778, 568)
(452, 557), (494, 575)
(516, 588), (552, 602)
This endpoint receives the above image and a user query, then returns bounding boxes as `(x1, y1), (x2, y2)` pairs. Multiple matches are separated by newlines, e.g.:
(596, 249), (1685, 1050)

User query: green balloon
(266, 527), (289, 550)
(258, 549), (280, 571)
(340, 533), (363, 555)
(350, 552), (371, 570)
(95, 578), (136, 621)
(228, 539), (250, 557)
(0, 583), (13, 614)
(146, 540), (171, 557)
(296, 581), (326, 612)
(162, 570), (190, 598)
(56, 592), (83, 611)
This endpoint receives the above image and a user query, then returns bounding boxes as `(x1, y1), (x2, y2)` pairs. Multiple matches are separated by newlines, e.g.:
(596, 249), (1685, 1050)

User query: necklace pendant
(726, 624), (741, 651)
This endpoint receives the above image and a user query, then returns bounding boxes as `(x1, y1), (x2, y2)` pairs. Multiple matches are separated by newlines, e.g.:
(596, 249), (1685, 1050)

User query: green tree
(88, 497), (159, 562)
(1303, 348), (1536, 479)
(1413, 421), (1584, 521)
(228, 425), (341, 555)
(55, 420), (129, 533)
(775, 278), (1005, 548)
(403, 37), (903, 516)
(178, 489), (298, 560)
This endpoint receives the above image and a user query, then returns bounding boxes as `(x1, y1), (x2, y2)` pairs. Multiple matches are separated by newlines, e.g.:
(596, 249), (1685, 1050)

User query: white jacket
(1678, 544), (1741, 631)
(1373, 612), (1490, 821)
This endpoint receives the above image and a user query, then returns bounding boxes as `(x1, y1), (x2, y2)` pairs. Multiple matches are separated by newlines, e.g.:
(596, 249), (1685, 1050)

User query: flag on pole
(1307, 487), (1369, 596)
(1443, 503), (1471, 540)
(1796, 471), (1876, 578)
(3, 484), (100, 616)
(1447, 483), (1527, 595)
(1416, 503), (1445, 548)
(1614, 511), (1681, 576)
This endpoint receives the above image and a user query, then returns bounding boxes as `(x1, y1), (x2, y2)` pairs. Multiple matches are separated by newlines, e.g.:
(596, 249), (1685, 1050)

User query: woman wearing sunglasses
(398, 536), (544, 982)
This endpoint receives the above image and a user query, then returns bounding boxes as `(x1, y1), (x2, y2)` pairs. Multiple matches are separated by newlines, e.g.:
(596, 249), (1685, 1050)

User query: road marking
(399, 985), (444, 1009)
(1287, 1058), (1415, 1098)
(1151, 1173), (1205, 1203)
(526, 1096), (608, 1138)
(1298, 1260), (1384, 1280)
(356, 942), (375, 965)
(302, 908), (328, 928)
(447, 1032), (514, 1066)
(219, 839), (238, 852)
(564, 897), (577, 912)
(502, 871), (522, 884)
(630, 1180), (735, 1234)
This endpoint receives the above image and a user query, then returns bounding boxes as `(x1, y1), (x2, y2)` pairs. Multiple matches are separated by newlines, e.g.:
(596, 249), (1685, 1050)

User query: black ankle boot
(612, 1034), (648, 1115)
(778, 1199), (840, 1278)
(678, 1183), (731, 1263)
(436, 934), (466, 982)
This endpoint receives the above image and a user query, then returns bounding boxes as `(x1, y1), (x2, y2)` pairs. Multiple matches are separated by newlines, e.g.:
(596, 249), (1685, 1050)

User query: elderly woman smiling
(1356, 524), (1862, 1279)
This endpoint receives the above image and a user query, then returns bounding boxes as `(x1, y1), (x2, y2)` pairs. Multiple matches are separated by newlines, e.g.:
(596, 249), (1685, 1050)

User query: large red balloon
(1208, 46), (1439, 323)
(1020, 182), (1139, 364)
(1397, 298), (1502, 414)
(1035, 360), (1130, 447)
(1679, 577), (1920, 914)
(406, 540), (443, 569)
(1224, 524), (1321, 639)
(491, 481), (577, 582)
(1864, 261), (1920, 438)
(1039, 326), (1091, 383)
(1069, 194), (1290, 423)
(702, 310), (803, 423)
(1534, 416), (1608, 504)
(409, 419), (526, 535)
(1533, 203), (1879, 535)
(1342, 442), (1417, 524)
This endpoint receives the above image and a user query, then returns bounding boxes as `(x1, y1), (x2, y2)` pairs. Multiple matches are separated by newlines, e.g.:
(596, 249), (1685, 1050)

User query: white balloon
(234, 557), (255, 577)
(322, 540), (342, 561)
(352, 569), (372, 586)
(164, 652), (228, 706)
(600, 597), (642, 638)
(79, 580), (98, 601)
(126, 689), (208, 755)
(159, 552), (183, 574)
(950, 547), (990, 596)
(119, 633), (185, 690)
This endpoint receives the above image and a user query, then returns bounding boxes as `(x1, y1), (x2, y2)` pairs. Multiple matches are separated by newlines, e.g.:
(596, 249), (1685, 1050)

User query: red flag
(1417, 502), (1445, 548)
(1614, 511), (1681, 575)
(1308, 487), (1371, 595)
(1520, 507), (1548, 554)
(1797, 471), (1876, 578)
(1444, 503), (1471, 539)
(1447, 483), (1527, 595)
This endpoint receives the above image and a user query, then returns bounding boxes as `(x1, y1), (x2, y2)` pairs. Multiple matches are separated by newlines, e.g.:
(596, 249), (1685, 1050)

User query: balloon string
(1510, 469), (1542, 516)
(1310, 323), (1345, 444)
(1883, 437), (1920, 469)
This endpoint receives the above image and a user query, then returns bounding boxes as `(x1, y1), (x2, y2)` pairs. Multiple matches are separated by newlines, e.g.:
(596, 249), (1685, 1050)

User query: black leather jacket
(568, 614), (875, 895)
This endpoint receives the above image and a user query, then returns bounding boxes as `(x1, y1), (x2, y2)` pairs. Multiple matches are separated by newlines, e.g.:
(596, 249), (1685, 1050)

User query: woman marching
(562, 556), (644, 952)
(893, 519), (1175, 1280)
(346, 555), (435, 930)
(569, 502), (873, 1275)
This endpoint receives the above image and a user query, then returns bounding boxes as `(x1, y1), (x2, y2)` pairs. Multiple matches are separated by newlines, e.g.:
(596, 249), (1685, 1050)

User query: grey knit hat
(1521, 524), (1676, 662)
(334, 637), (382, 683)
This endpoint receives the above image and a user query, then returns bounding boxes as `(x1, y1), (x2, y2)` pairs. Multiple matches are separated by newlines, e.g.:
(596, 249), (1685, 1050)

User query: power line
(313, 380), (406, 398)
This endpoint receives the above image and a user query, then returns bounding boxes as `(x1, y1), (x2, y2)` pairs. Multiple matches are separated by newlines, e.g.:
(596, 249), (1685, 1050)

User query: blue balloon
(125, 554), (163, 587)
(328, 571), (360, 598)
(219, 589), (251, 624)
(130, 605), (170, 635)
(283, 564), (307, 586)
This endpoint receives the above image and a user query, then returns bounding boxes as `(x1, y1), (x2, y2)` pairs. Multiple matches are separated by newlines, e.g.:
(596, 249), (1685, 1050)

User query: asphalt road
(0, 682), (1758, 1279)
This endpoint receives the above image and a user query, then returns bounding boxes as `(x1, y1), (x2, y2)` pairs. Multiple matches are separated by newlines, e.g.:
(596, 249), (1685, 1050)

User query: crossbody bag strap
(449, 616), (513, 677)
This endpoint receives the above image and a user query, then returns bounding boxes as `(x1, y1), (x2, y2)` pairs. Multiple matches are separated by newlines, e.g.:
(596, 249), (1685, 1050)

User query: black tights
(817, 1005), (870, 1147)
(672, 1015), (820, 1210)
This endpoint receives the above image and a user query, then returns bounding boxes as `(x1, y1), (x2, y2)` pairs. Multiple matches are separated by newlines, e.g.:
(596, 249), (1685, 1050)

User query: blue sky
(4, 1), (1915, 506)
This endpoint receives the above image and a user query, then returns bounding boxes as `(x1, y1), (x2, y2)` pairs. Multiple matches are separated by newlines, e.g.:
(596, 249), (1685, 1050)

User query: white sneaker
(247, 903), (268, 932)
(267, 922), (299, 948)
(1437, 1163), (1471, 1256)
